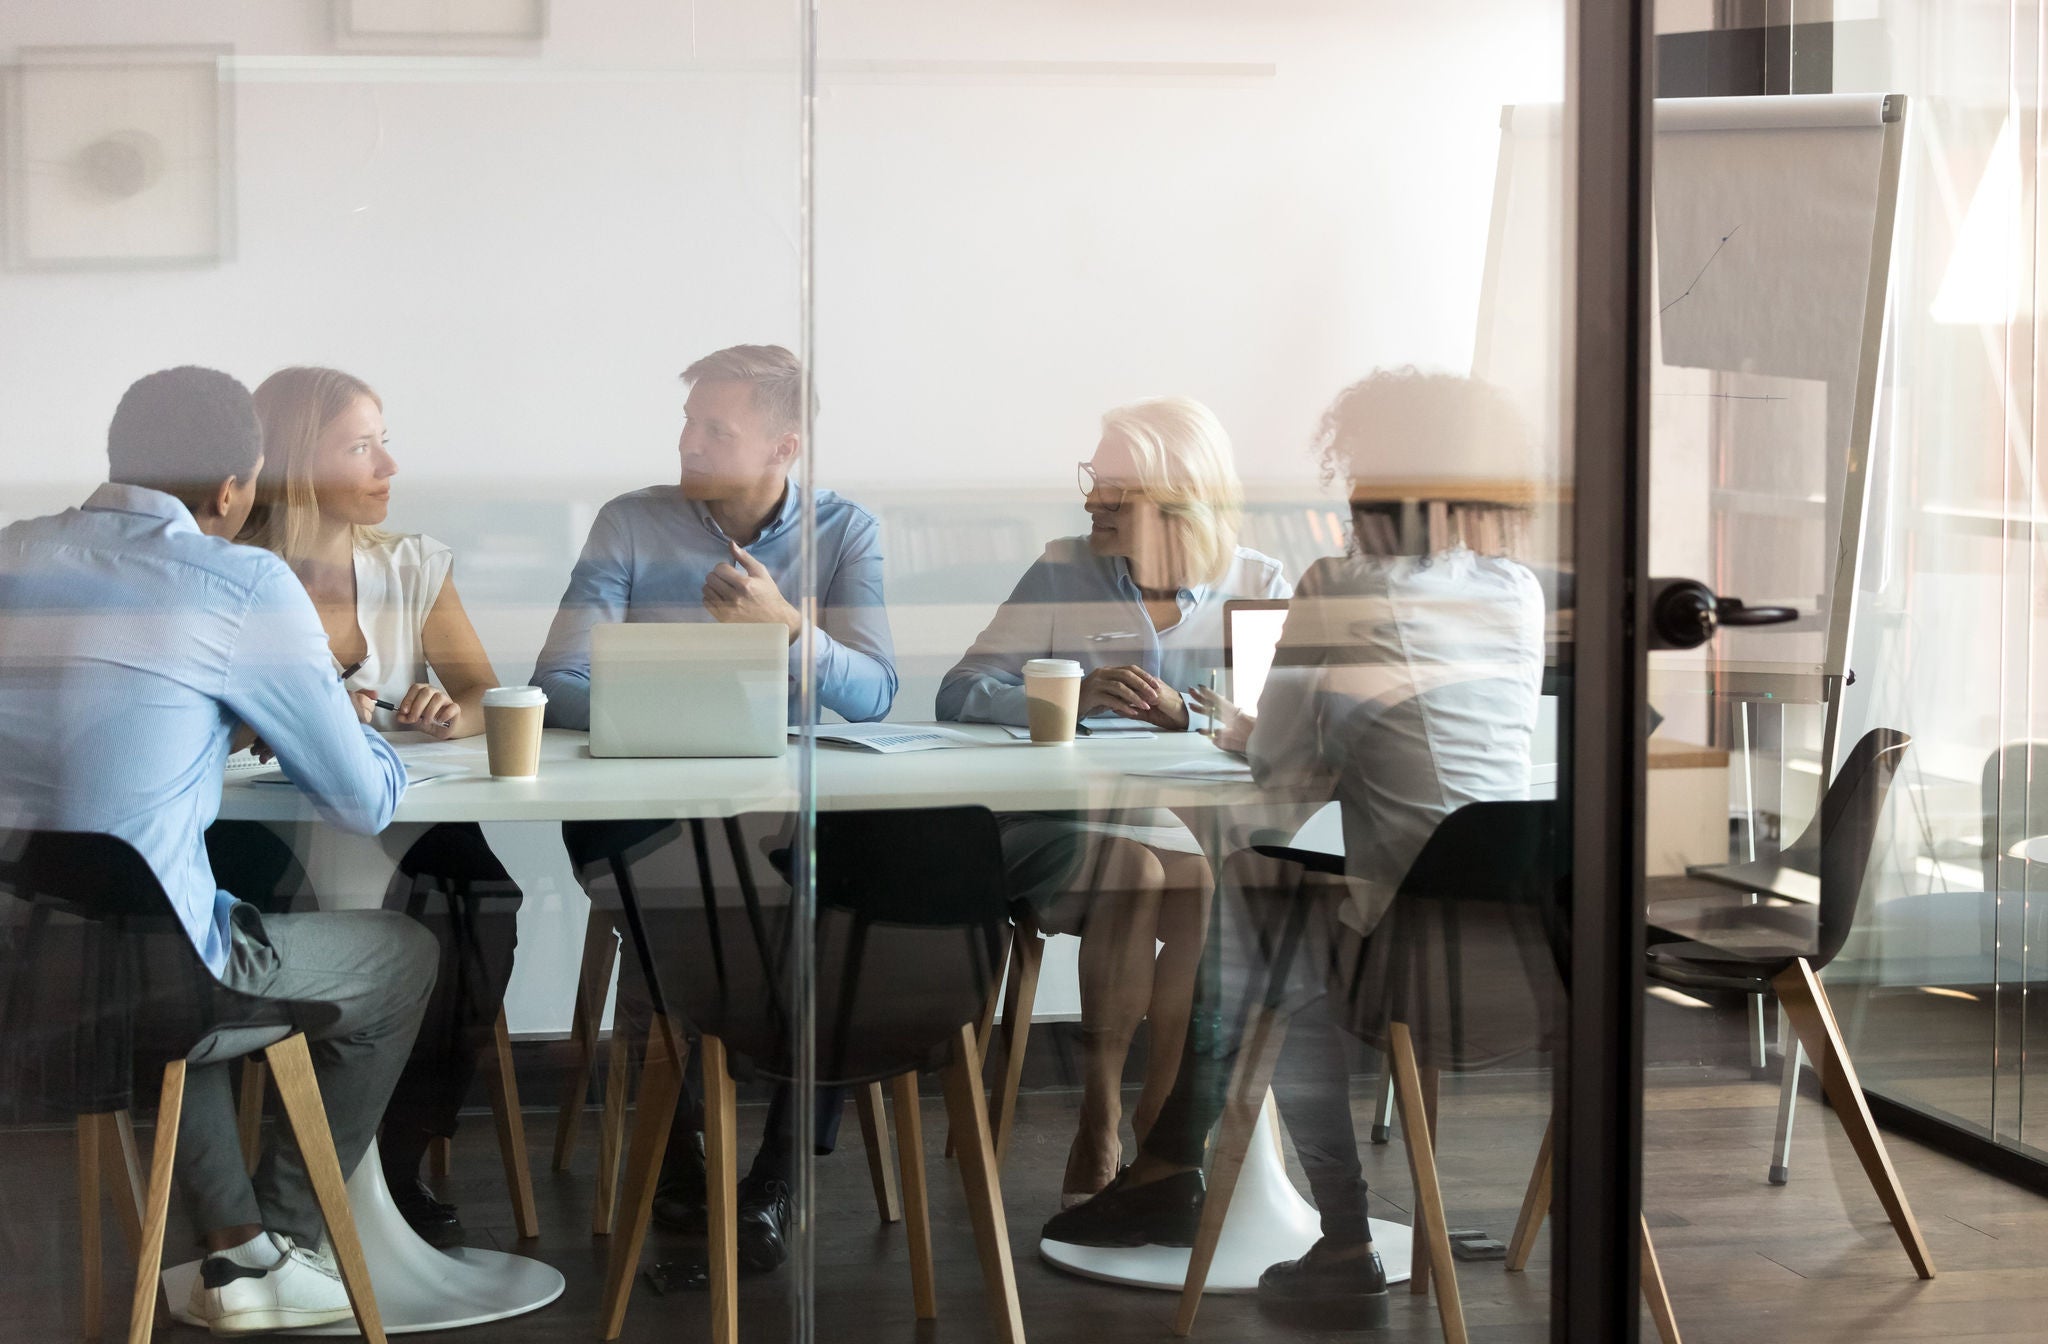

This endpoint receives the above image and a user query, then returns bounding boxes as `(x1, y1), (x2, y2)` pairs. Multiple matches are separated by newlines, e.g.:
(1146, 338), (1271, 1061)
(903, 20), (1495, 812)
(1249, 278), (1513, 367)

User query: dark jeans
(667, 1062), (846, 1187)
(1144, 859), (1373, 1246)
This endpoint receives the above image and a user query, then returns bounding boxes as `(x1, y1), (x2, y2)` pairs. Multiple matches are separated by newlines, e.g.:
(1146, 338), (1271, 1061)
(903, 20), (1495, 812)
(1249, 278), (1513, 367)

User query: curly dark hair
(1312, 367), (1535, 558)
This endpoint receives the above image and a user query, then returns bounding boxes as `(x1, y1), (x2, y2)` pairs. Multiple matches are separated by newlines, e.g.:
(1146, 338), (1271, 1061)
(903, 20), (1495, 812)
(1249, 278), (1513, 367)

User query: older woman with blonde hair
(234, 366), (515, 1248)
(938, 395), (1290, 1206)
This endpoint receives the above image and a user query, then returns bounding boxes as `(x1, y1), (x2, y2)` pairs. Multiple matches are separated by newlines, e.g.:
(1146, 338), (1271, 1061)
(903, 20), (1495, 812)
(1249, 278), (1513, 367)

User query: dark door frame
(1561, 0), (1655, 1339)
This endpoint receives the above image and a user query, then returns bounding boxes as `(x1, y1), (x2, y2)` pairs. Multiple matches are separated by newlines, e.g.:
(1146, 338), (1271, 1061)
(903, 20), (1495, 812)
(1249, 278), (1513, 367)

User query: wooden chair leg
(236, 1061), (267, 1177)
(939, 1022), (1025, 1344)
(1640, 1215), (1682, 1344)
(1174, 1006), (1290, 1337)
(992, 926), (1045, 1165)
(104, 1111), (147, 1258)
(1410, 1064), (1440, 1297)
(591, 1023), (632, 1236)
(702, 1035), (740, 1344)
(263, 1034), (386, 1344)
(484, 1007), (541, 1240)
(1772, 958), (1935, 1279)
(1390, 1023), (1466, 1344)
(428, 1136), (452, 1180)
(597, 1017), (686, 1341)
(78, 1114), (104, 1340)
(889, 1073), (936, 1318)
(856, 1081), (903, 1225)
(554, 908), (617, 1171)
(1505, 1115), (1553, 1272)
(947, 938), (1011, 1161)
(126, 1065), (185, 1344)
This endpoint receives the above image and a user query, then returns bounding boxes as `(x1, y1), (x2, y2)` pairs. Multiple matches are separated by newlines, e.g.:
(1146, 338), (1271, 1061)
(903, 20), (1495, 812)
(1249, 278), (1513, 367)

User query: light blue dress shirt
(0, 485), (408, 974)
(532, 482), (897, 727)
(1247, 549), (1546, 927)
(936, 536), (1292, 729)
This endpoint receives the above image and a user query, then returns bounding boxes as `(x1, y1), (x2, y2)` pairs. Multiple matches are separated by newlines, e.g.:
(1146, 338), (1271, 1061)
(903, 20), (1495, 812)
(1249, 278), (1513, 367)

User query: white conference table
(203, 724), (1404, 1316)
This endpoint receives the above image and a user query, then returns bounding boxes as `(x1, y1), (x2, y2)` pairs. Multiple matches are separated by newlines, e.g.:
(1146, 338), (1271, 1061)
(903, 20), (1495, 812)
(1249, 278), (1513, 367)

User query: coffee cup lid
(1023, 658), (1084, 678)
(483, 686), (548, 708)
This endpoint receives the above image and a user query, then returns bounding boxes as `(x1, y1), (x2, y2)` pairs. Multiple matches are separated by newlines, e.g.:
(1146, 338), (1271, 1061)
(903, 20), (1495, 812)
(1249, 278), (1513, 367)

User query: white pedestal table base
(1039, 1096), (1413, 1292)
(161, 1140), (563, 1334)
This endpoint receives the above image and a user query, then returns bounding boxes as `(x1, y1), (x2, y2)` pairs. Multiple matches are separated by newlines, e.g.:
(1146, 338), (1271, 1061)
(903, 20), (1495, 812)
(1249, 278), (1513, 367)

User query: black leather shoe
(1040, 1167), (1204, 1248)
(651, 1130), (709, 1235)
(390, 1178), (466, 1249)
(736, 1173), (793, 1273)
(1256, 1237), (1392, 1330)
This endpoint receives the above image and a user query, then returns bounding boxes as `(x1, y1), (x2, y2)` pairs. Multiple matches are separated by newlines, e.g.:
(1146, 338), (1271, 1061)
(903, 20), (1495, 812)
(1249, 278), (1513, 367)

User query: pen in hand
(337, 660), (453, 728)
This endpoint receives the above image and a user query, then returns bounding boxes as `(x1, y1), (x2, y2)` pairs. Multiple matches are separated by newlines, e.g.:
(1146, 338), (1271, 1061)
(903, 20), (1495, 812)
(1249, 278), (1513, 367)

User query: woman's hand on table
(1080, 664), (1189, 730)
(392, 683), (461, 738)
(1188, 685), (1255, 753)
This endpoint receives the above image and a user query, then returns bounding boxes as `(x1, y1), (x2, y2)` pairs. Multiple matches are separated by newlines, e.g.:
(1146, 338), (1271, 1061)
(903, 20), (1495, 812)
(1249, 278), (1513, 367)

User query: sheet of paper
(1126, 758), (1255, 782)
(1000, 724), (1158, 741)
(795, 723), (984, 753)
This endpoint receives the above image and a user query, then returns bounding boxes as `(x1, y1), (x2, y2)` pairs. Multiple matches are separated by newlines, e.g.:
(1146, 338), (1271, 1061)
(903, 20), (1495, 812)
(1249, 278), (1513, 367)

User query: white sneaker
(187, 1234), (355, 1336)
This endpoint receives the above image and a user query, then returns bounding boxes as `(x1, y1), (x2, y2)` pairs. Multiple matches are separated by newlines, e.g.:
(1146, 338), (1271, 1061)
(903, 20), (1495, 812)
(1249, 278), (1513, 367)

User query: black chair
(0, 830), (386, 1343)
(1172, 801), (1680, 1344)
(553, 818), (906, 1238)
(389, 825), (537, 1236)
(1618, 727), (1933, 1280)
(564, 807), (1025, 1344)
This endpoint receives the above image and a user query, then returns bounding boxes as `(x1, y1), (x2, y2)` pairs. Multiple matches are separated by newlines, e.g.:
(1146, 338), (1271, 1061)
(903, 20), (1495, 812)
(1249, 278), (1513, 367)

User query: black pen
(336, 658), (396, 709)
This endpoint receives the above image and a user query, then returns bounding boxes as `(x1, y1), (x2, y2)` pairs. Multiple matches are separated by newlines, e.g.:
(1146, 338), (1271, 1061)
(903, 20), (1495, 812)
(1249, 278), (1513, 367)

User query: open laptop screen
(1222, 598), (1290, 710)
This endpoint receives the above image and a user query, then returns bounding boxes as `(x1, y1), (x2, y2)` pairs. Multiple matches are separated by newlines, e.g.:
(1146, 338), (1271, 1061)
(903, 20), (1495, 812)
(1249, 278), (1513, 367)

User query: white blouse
(335, 532), (454, 735)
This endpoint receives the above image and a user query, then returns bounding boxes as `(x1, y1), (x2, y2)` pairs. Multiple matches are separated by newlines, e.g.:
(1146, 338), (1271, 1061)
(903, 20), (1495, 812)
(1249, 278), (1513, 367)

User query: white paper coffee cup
(1023, 658), (1084, 745)
(482, 686), (547, 778)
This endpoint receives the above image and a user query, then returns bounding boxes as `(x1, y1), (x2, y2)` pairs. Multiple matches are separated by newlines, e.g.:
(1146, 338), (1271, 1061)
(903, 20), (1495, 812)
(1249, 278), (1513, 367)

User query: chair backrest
(1341, 799), (1565, 1073)
(1795, 728), (1910, 970)
(1980, 741), (2048, 894)
(0, 829), (206, 1119)
(563, 806), (1009, 1085)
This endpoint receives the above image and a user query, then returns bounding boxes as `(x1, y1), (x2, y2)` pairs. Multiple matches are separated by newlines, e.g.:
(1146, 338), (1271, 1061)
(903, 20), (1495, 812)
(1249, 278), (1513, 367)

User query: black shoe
(736, 1173), (793, 1273)
(1256, 1237), (1392, 1330)
(390, 1177), (466, 1250)
(1040, 1167), (1205, 1248)
(651, 1130), (709, 1235)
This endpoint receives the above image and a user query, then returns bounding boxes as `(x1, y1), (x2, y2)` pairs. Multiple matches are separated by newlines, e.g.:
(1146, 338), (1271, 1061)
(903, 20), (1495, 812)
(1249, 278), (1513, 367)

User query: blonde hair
(242, 366), (397, 561)
(681, 343), (805, 435)
(1099, 396), (1244, 587)
(1313, 368), (1534, 560)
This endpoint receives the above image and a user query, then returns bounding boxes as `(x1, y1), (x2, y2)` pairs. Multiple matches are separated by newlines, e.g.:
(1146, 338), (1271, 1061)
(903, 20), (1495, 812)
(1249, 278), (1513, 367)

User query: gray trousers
(176, 904), (437, 1244)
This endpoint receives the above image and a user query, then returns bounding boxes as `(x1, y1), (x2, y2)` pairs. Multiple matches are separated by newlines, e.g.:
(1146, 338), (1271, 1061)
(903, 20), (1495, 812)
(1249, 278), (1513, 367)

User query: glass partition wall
(0, 4), (1689, 1344)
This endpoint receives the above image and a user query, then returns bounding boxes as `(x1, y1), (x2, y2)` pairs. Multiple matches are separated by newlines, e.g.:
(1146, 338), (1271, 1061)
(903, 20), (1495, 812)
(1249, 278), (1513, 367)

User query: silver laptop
(589, 623), (788, 758)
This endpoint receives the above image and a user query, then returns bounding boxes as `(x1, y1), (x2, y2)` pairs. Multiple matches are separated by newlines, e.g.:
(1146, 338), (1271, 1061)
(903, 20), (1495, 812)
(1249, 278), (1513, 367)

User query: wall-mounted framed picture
(3, 45), (234, 271)
(334, 0), (550, 50)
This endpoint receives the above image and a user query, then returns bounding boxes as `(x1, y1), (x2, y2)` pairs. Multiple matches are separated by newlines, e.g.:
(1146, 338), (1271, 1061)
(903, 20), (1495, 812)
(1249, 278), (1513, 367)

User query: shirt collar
(1109, 553), (1203, 608)
(687, 479), (803, 545)
(82, 483), (203, 536)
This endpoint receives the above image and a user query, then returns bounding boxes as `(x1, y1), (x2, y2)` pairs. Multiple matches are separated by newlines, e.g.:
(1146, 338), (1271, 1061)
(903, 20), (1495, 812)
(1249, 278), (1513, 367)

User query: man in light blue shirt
(533, 344), (888, 1274)
(0, 367), (433, 1334)
(532, 343), (896, 725)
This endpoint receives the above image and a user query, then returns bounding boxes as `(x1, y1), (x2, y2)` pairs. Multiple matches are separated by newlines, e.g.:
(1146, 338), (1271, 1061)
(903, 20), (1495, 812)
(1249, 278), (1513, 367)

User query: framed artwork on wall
(334, 0), (549, 49)
(3, 45), (233, 271)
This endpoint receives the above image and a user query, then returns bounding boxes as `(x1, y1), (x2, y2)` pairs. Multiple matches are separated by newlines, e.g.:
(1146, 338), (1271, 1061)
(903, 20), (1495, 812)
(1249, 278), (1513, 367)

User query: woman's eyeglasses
(1077, 462), (1130, 511)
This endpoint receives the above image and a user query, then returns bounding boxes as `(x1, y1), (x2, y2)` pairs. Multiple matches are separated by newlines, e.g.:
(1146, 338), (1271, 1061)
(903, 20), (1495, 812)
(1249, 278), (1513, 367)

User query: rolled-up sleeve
(223, 567), (406, 834)
(532, 503), (634, 730)
(936, 557), (1058, 727)
(806, 514), (897, 723)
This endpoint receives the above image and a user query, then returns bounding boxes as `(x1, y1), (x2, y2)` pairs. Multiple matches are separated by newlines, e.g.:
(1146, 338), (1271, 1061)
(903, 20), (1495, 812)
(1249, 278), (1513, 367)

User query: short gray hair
(681, 344), (804, 434)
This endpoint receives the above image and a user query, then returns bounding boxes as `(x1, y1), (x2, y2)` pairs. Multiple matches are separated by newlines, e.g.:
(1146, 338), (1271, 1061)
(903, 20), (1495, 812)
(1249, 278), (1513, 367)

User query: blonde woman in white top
(239, 366), (512, 1248)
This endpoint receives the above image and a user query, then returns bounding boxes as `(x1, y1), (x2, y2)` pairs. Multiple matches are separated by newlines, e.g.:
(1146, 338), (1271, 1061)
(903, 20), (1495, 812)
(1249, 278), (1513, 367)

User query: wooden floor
(10, 1003), (2048, 1343)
